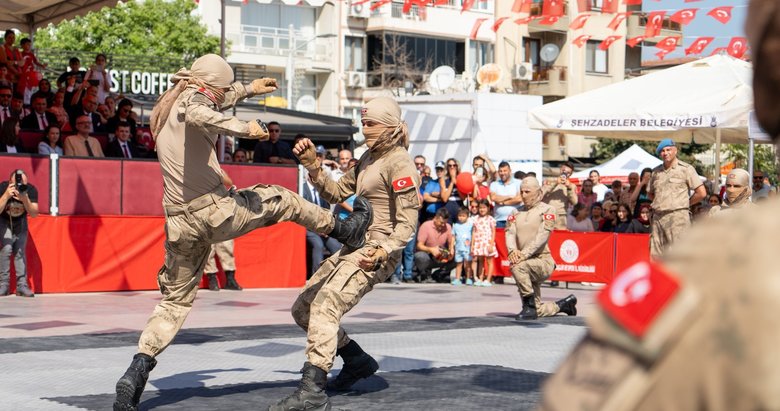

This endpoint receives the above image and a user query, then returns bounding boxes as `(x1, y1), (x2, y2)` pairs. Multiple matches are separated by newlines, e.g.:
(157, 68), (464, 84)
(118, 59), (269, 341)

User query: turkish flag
(601, 0), (618, 14)
(370, 0), (391, 11)
(644, 11), (665, 37)
(607, 12), (631, 30)
(492, 17), (510, 32)
(710, 47), (727, 56)
(514, 16), (537, 25)
(572, 35), (592, 47)
(670, 8), (698, 25)
(543, 0), (565, 17)
(655, 36), (679, 52)
(461, 0), (476, 13)
(433, 0), (449, 4)
(538, 16), (560, 25)
(626, 35), (645, 48)
(708, 6), (733, 24)
(569, 13), (591, 30)
(402, 0), (414, 13)
(623, 0), (642, 4)
(511, 0), (530, 13)
(685, 36), (714, 55)
(576, 0), (591, 12)
(470, 17), (488, 39)
(599, 35), (622, 50)
(655, 49), (670, 60)
(392, 176), (415, 192)
(727, 36), (748, 59)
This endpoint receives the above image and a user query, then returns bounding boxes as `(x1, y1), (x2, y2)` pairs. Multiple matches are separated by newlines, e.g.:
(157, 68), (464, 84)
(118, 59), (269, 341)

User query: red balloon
(456, 172), (475, 197)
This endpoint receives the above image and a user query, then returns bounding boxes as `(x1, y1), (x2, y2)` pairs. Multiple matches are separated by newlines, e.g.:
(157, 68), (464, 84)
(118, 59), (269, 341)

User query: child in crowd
(451, 207), (474, 285)
(471, 199), (497, 287)
(17, 38), (46, 104)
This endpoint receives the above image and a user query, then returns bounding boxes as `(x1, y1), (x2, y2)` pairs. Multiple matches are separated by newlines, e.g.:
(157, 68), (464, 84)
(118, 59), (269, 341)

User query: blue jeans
(393, 231), (416, 280)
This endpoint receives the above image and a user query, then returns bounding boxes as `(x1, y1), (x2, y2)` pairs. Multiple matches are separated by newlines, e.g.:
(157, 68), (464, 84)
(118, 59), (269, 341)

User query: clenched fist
(508, 250), (523, 265)
(250, 78), (278, 95)
(359, 247), (388, 271)
(293, 137), (319, 171)
(248, 120), (269, 140)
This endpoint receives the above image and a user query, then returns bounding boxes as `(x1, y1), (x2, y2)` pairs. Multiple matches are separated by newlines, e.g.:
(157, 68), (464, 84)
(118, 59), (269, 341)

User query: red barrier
(0, 154), (50, 213)
(614, 233), (650, 274)
(222, 163), (298, 191)
(58, 157), (122, 215)
(121, 160), (164, 215)
(12, 216), (305, 294)
(549, 232), (615, 283)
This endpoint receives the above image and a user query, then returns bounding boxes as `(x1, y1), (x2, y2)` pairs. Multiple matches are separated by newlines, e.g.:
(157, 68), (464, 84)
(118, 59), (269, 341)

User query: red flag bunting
(685, 36), (714, 55)
(461, 0), (476, 13)
(607, 12), (631, 30)
(433, 0), (449, 4)
(655, 36), (679, 52)
(727, 36), (748, 58)
(655, 49), (671, 60)
(670, 8), (698, 25)
(602, 0), (618, 14)
(514, 16), (537, 25)
(576, 0), (591, 13)
(492, 17), (510, 32)
(572, 35), (592, 48)
(569, 13), (591, 30)
(403, 0), (414, 14)
(708, 6), (733, 24)
(644, 11), (665, 38)
(371, 0), (392, 11)
(538, 15), (560, 25)
(470, 17), (488, 39)
(623, 0), (642, 4)
(599, 35), (622, 50)
(511, 0), (529, 13)
(626, 36), (645, 48)
(710, 47), (727, 56)
(684, 0), (703, 2)
(543, 0), (565, 17)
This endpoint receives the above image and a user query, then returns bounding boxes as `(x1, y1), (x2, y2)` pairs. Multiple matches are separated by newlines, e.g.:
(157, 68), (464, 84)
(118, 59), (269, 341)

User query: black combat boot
(15, 276), (34, 297)
(114, 353), (157, 411)
(223, 270), (242, 290)
(269, 362), (331, 411)
(206, 273), (220, 291)
(555, 294), (578, 316)
(327, 340), (379, 391)
(515, 294), (538, 320)
(329, 196), (372, 249)
(0, 281), (9, 296)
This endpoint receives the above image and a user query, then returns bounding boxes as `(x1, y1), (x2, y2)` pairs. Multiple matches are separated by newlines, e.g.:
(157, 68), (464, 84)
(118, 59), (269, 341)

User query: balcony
(528, 3), (570, 33)
(367, 1), (494, 40)
(228, 24), (333, 66)
(528, 66), (568, 97)
(626, 14), (682, 40)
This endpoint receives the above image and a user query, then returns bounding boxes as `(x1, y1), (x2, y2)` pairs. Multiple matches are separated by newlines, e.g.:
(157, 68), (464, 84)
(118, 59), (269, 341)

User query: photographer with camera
(542, 161), (578, 230)
(0, 169), (38, 297)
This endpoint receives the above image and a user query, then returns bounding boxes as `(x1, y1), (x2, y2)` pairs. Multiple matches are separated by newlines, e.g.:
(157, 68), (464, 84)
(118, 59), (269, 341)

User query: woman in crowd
(706, 193), (722, 210)
(612, 203), (633, 233)
(630, 167), (653, 217)
(471, 199), (496, 287)
(439, 158), (463, 223)
(106, 98), (137, 136)
(38, 125), (63, 155)
(83, 53), (111, 103)
(0, 117), (24, 153)
(599, 200), (617, 232)
(577, 179), (597, 211)
(47, 90), (69, 129)
(567, 203), (594, 232)
(33, 79), (55, 106)
(471, 166), (491, 201)
(626, 203), (651, 233)
(590, 202), (604, 230)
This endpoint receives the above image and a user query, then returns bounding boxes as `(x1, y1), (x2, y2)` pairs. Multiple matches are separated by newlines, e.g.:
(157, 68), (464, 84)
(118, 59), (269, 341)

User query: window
(468, 40), (494, 74)
(241, 2), (316, 34)
(585, 40), (608, 74)
(367, 33), (465, 73)
(590, 0), (603, 11)
(345, 36), (365, 71)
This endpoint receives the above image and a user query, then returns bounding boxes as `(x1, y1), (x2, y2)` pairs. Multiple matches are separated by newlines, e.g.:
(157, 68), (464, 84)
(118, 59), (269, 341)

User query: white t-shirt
(593, 183), (609, 202)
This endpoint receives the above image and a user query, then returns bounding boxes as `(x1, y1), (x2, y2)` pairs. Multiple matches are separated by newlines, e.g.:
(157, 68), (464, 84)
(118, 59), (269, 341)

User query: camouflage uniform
(506, 201), (560, 317)
(203, 240), (235, 274)
(647, 159), (701, 258)
(542, 181), (578, 230)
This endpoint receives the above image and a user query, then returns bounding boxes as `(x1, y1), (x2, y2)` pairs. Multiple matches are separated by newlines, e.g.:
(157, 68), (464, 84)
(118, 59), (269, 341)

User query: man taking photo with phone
(0, 169), (38, 297)
(542, 161), (578, 230)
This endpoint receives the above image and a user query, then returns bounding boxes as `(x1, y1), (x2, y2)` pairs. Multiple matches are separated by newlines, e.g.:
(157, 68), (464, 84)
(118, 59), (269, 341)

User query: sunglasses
(447, 164), (457, 168)
(753, 176), (763, 180)
(0, 94), (12, 98)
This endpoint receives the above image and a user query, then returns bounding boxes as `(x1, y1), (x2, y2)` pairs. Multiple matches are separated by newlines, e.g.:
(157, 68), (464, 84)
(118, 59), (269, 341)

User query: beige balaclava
(725, 168), (752, 206)
(360, 96), (408, 155)
(521, 176), (543, 208)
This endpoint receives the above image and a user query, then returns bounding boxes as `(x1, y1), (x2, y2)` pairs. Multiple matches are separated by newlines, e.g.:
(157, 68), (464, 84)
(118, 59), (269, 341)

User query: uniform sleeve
(219, 82), (249, 111)
(686, 165), (702, 190)
(505, 211), (518, 252)
(376, 159), (421, 256)
(647, 171), (657, 196)
(312, 165), (357, 205)
(185, 93), (251, 137)
(519, 207), (553, 260)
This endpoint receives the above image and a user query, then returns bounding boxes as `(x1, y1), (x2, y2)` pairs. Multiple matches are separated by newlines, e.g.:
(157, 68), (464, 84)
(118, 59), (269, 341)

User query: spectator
(599, 200), (617, 232)
(514, 170), (527, 181)
(17, 38), (46, 104)
(56, 57), (85, 89)
(630, 167), (653, 218)
(612, 203), (633, 233)
(623, 172), (640, 211)
(471, 199), (497, 287)
(590, 202), (604, 230)
(0, 117), (24, 153)
(0, 64), (11, 87)
(10, 92), (28, 119)
(421, 161), (447, 221)
(422, 165), (431, 182)
(751, 169), (771, 202)
(232, 148), (248, 163)
(61, 73), (80, 112)
(105, 122), (140, 159)
(413, 207), (455, 283)
(20, 95), (57, 131)
(577, 179), (597, 211)
(542, 162), (578, 230)
(489, 161), (522, 228)
(331, 149), (352, 181)
(0, 169), (38, 297)
(31, 79), (55, 106)
(589, 169), (609, 201)
(63, 115), (104, 157)
(253, 121), (296, 164)
(567, 203), (594, 232)
(451, 207), (474, 285)
(316, 145), (341, 181)
(302, 172), (342, 279)
(413, 154), (426, 173)
(440, 158), (463, 223)
(706, 193), (722, 210)
(106, 98), (137, 137)
(68, 93), (104, 132)
(472, 154), (496, 184)
(413, 155), (431, 187)
(604, 180), (624, 203)
(38, 125), (63, 155)
(104, 95), (116, 117)
(83, 53), (111, 103)
(627, 203), (652, 233)
(471, 166), (491, 201)
(0, 30), (21, 84)
(0, 84), (11, 124)
(47, 90), (69, 128)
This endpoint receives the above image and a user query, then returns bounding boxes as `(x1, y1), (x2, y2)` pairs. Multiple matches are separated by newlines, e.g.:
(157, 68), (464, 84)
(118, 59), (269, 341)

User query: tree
(370, 33), (433, 93)
(723, 144), (779, 185)
(591, 138), (711, 175)
(33, 0), (221, 72)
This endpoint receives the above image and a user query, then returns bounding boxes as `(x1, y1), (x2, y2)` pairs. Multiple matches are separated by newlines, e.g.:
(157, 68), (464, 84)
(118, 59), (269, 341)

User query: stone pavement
(0, 280), (601, 410)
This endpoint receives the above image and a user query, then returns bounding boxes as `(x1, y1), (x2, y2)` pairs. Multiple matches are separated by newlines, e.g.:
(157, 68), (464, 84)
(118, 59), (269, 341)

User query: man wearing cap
(270, 96), (420, 411)
(709, 168), (753, 217)
(646, 139), (706, 258)
(113, 54), (373, 411)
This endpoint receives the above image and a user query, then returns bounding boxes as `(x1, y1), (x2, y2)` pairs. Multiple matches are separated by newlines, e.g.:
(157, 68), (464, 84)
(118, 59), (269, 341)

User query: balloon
(456, 172), (475, 197)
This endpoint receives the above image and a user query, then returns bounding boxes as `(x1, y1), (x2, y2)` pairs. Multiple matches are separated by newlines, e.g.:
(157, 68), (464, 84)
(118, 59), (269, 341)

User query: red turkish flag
(543, 0), (565, 17)
(602, 0), (618, 14)
(607, 12), (631, 30)
(710, 47), (727, 56)
(433, 0), (449, 4)
(569, 13), (591, 30)
(644, 11), (666, 37)
(623, 0), (642, 4)
(492, 17), (510, 32)
(670, 8), (698, 25)
(392, 176), (415, 192)
(727, 36), (748, 59)
(655, 49), (671, 60)
(599, 35), (622, 50)
(402, 0), (414, 13)
(655, 36), (679, 52)
(461, 0), (476, 13)
(470, 17), (488, 39)
(511, 0), (530, 13)
(370, 0), (391, 11)
(572, 35), (592, 48)
(576, 0), (591, 12)
(626, 35), (645, 48)
(685, 36), (714, 55)
(538, 15), (560, 25)
(514, 16), (537, 25)
(708, 6), (733, 24)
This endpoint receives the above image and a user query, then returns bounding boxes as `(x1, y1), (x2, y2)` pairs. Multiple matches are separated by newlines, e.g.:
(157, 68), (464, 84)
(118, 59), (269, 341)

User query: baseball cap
(656, 139), (675, 156)
(315, 145), (327, 155)
(435, 161), (446, 169)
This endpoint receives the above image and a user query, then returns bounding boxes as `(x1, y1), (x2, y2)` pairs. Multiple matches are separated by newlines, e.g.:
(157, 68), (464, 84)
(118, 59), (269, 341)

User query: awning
(0, 0), (119, 30)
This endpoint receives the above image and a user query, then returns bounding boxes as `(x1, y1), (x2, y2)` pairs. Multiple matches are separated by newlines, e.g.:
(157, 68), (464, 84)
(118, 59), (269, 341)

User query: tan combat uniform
(137, 84), (336, 357)
(647, 159), (701, 258)
(506, 201), (560, 317)
(203, 240), (235, 274)
(291, 145), (420, 371)
(538, 198), (780, 411)
(542, 182), (578, 230)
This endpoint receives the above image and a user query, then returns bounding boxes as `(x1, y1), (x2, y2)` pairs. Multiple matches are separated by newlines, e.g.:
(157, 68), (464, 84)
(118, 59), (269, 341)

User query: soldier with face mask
(709, 168), (752, 217)
(113, 54), (373, 411)
(506, 177), (577, 320)
(269, 97), (421, 411)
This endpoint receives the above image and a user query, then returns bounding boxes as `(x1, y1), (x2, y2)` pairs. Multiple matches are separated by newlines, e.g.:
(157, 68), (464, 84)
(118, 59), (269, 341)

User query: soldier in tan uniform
(537, 3), (780, 408)
(202, 240), (239, 291)
(269, 97), (420, 411)
(708, 168), (752, 217)
(542, 162), (578, 230)
(647, 139), (706, 258)
(113, 54), (373, 411)
(507, 177), (577, 320)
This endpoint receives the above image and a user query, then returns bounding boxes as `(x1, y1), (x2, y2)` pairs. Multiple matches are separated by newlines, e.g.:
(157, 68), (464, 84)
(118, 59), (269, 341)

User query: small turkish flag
(708, 6), (733, 24)
(626, 35), (645, 48)
(727, 36), (748, 59)
(470, 18), (488, 39)
(461, 0), (476, 13)
(655, 49), (670, 60)
(392, 176), (415, 192)
(572, 35), (592, 48)
(514, 16), (537, 25)
(599, 35), (622, 51)
(538, 16), (560, 25)
(607, 12), (631, 30)
(710, 47), (728, 56)
(670, 8), (697, 25)
(512, 0), (531, 13)
(623, 0), (642, 4)
(655, 36), (679, 52)
(601, 0), (618, 14)
(576, 0), (591, 12)
(543, 214), (556, 220)
(543, 0), (564, 17)
(492, 17), (510, 32)
(685, 36), (714, 55)
(569, 13), (591, 30)
(644, 11), (666, 37)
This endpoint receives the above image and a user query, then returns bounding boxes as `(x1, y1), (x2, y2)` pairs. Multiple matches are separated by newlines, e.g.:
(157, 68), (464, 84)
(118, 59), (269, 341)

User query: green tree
(591, 138), (711, 175)
(723, 144), (779, 185)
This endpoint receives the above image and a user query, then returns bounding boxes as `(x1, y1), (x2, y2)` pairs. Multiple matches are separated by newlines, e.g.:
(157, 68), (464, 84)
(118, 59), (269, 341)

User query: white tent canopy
(570, 144), (661, 183)
(0, 0), (119, 31)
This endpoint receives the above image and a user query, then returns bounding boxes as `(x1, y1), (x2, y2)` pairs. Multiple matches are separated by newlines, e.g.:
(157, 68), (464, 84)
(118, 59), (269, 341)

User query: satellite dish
(476, 63), (503, 86)
(540, 44), (560, 63)
(295, 95), (316, 113)
(429, 65), (456, 91)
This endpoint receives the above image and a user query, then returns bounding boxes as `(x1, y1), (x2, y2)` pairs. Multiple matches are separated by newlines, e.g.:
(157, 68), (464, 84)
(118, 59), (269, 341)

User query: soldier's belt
(164, 185), (229, 217)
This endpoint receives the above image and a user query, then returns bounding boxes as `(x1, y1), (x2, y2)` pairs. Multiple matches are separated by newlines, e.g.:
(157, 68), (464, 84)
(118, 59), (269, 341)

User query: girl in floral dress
(471, 199), (497, 286)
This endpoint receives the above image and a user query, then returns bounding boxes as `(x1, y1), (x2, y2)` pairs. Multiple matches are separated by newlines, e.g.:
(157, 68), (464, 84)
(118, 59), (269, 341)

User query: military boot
(269, 362), (331, 411)
(555, 294), (578, 316)
(114, 353), (157, 411)
(15, 277), (34, 297)
(327, 340), (379, 391)
(0, 281), (9, 297)
(515, 294), (538, 320)
(329, 196), (372, 249)
(206, 273), (220, 291)
(223, 270), (242, 290)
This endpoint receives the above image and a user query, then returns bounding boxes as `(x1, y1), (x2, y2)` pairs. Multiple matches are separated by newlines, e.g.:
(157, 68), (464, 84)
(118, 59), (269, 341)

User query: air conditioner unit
(513, 62), (533, 81)
(348, 0), (370, 18)
(346, 71), (367, 88)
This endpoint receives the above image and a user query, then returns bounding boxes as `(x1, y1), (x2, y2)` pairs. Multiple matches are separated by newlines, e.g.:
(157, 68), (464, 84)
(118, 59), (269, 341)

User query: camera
(15, 170), (28, 194)
(560, 172), (569, 179)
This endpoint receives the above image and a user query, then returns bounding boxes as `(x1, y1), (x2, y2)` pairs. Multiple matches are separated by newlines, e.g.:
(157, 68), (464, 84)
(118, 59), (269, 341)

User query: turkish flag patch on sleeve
(597, 261), (681, 338)
(392, 176), (414, 192)
(543, 214), (556, 220)
(507, 214), (516, 223)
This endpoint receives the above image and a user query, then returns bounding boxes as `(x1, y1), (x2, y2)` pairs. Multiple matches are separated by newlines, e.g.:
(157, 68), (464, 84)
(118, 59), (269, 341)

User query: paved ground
(0, 280), (600, 410)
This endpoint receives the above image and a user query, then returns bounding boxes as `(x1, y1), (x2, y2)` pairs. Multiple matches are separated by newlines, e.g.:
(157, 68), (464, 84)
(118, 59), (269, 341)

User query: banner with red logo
(550, 231), (615, 282)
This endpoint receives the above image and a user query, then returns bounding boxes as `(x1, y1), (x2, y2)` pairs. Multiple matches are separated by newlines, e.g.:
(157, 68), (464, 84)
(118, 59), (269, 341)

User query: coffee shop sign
(108, 70), (174, 95)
